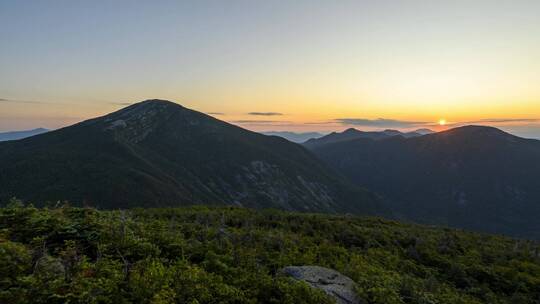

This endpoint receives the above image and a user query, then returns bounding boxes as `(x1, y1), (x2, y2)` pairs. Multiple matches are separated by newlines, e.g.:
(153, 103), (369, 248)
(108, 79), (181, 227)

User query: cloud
(417, 118), (540, 129)
(230, 120), (302, 127)
(248, 112), (283, 116)
(232, 120), (289, 124)
(1, 99), (138, 107)
(207, 112), (225, 115)
(465, 118), (539, 124)
(335, 118), (429, 128)
(499, 125), (540, 139)
(0, 98), (44, 104)
(0, 98), (75, 105)
(302, 121), (341, 125)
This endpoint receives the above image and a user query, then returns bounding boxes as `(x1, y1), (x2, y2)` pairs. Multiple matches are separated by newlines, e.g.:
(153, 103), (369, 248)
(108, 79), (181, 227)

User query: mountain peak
(32, 127), (49, 132)
(441, 125), (513, 138)
(383, 129), (402, 136)
(106, 99), (187, 122)
(343, 128), (361, 134)
(138, 99), (181, 106)
(414, 128), (435, 135)
(128, 99), (184, 111)
(0, 99), (382, 215)
(92, 99), (194, 143)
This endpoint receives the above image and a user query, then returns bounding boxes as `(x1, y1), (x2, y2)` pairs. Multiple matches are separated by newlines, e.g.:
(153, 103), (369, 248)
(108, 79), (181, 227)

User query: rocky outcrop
(281, 266), (362, 304)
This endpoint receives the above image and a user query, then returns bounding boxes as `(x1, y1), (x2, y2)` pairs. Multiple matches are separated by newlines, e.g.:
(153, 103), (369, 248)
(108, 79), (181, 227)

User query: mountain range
(261, 131), (325, 143)
(2, 100), (540, 238)
(303, 128), (434, 148)
(0, 128), (49, 141)
(0, 100), (382, 215)
(305, 126), (540, 238)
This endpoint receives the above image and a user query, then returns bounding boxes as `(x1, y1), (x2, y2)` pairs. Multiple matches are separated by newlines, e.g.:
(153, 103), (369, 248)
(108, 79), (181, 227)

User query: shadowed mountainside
(0, 99), (382, 215)
(306, 126), (540, 238)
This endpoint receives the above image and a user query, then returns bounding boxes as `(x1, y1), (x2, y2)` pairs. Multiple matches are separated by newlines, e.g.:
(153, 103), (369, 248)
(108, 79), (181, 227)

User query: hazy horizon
(2, 100), (540, 140)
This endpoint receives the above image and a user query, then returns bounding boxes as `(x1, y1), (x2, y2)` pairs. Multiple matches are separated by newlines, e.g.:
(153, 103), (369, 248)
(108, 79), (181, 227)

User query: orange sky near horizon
(1, 96), (538, 137)
(1, 1), (540, 138)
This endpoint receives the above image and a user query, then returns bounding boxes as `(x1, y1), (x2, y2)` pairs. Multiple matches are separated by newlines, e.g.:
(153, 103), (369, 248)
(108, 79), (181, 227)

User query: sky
(1, 0), (540, 138)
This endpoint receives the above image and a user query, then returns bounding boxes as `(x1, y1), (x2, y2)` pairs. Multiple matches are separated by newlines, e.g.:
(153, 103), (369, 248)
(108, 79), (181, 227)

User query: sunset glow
(1, 1), (539, 138)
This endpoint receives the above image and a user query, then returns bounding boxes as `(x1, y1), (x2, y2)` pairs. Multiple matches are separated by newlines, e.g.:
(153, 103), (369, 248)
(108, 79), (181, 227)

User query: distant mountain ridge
(306, 125), (540, 238)
(0, 100), (382, 215)
(262, 131), (325, 143)
(0, 128), (49, 141)
(303, 128), (434, 149)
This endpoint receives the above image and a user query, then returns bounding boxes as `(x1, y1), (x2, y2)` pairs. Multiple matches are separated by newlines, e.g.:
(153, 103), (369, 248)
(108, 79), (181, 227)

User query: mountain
(303, 128), (389, 148)
(261, 131), (325, 143)
(306, 125), (540, 238)
(414, 128), (436, 135)
(0, 128), (49, 141)
(0, 99), (382, 214)
(383, 129), (430, 138)
(303, 128), (431, 149)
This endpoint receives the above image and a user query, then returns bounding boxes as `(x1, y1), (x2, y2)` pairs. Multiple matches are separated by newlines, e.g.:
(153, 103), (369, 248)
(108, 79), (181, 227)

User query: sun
(438, 119), (446, 126)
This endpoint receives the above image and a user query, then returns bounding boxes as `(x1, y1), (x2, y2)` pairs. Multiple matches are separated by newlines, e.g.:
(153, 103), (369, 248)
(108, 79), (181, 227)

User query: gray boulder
(281, 266), (362, 304)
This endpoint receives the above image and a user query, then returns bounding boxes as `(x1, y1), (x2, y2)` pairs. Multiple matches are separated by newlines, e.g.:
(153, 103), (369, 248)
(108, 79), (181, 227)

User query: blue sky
(1, 0), (539, 138)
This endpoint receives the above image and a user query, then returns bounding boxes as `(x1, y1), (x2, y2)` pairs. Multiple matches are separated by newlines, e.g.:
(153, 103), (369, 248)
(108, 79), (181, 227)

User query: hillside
(0, 99), (381, 215)
(1, 204), (539, 303)
(307, 125), (540, 238)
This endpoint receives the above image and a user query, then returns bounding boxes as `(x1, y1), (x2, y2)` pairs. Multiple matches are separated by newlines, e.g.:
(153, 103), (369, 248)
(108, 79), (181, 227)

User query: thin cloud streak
(465, 118), (540, 124)
(335, 118), (429, 128)
(247, 112), (283, 116)
(232, 117), (540, 132)
(0, 98), (79, 106)
(0, 98), (45, 104)
(230, 120), (304, 128)
(232, 120), (291, 124)
(303, 121), (343, 126)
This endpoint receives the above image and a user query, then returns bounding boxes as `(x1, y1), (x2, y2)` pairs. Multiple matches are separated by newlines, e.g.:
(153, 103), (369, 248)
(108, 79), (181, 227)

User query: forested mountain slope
(0, 100), (381, 215)
(307, 126), (540, 238)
